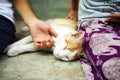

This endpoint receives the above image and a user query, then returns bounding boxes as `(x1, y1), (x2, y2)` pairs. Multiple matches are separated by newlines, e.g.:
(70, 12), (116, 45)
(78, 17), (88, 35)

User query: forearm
(12, 0), (57, 48)
(12, 0), (37, 25)
(70, 0), (79, 11)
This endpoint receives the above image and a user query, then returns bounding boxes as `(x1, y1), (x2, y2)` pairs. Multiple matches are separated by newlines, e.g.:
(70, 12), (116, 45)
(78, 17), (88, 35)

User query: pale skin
(12, 0), (58, 48)
(12, 0), (120, 48)
(67, 0), (120, 25)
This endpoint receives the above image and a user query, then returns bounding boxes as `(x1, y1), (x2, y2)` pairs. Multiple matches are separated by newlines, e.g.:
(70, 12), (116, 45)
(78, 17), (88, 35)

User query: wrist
(25, 18), (39, 26)
(25, 19), (38, 29)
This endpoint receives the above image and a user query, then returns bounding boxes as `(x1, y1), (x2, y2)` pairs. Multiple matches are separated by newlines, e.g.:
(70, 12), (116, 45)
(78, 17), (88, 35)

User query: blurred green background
(14, 0), (70, 21)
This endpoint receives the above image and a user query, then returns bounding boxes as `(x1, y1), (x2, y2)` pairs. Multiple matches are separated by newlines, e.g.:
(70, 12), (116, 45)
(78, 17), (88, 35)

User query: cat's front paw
(3, 45), (13, 53)
(7, 46), (22, 57)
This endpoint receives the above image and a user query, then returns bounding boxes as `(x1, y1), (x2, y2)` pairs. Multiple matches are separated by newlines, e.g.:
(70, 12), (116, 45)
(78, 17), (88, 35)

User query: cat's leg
(7, 42), (39, 56)
(4, 35), (32, 53)
(7, 42), (53, 56)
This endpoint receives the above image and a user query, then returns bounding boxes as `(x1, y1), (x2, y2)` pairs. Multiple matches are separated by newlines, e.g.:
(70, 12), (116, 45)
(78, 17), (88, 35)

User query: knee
(102, 57), (120, 80)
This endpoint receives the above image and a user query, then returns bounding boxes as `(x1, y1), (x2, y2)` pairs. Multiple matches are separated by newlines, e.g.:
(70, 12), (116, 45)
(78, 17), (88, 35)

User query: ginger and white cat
(4, 18), (84, 61)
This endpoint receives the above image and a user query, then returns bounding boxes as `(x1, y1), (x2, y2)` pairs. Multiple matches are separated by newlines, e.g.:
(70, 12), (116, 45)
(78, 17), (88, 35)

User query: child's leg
(79, 19), (120, 80)
(0, 15), (16, 54)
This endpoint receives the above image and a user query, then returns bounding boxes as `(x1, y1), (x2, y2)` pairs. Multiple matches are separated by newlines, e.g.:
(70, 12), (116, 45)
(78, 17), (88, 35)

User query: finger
(46, 42), (53, 48)
(46, 39), (54, 48)
(105, 19), (120, 26)
(49, 27), (58, 37)
(72, 17), (78, 21)
(49, 38), (55, 44)
(35, 42), (41, 48)
(105, 17), (119, 22)
(106, 14), (120, 19)
(67, 15), (70, 19)
(35, 42), (47, 48)
(40, 40), (47, 48)
(105, 18), (112, 22)
(105, 19), (120, 23)
(67, 16), (75, 21)
(34, 38), (46, 48)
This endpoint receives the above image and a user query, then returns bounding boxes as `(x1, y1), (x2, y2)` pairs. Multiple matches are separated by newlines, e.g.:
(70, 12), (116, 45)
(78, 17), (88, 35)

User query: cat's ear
(65, 31), (84, 51)
(71, 31), (85, 40)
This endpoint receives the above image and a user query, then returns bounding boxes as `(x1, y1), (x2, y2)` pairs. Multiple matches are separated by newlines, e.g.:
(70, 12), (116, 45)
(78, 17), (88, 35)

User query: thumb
(49, 27), (58, 37)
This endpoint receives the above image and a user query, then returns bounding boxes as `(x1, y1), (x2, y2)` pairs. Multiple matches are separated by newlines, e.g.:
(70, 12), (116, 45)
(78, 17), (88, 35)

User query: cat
(4, 18), (85, 61)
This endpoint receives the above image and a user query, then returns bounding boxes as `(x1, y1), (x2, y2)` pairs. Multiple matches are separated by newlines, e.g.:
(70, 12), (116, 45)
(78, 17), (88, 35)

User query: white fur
(4, 18), (84, 61)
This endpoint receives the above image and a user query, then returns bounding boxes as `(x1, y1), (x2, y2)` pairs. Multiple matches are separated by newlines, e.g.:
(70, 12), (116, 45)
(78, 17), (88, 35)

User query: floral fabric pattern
(79, 19), (120, 80)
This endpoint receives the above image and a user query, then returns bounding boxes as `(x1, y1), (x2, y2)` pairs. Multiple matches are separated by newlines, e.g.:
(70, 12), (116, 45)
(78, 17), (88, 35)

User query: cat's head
(53, 31), (84, 61)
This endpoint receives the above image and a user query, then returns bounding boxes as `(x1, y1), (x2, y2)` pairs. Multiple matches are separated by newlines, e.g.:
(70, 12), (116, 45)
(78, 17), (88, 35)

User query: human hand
(105, 14), (120, 25)
(27, 19), (58, 48)
(67, 10), (78, 21)
(13, 0), (57, 48)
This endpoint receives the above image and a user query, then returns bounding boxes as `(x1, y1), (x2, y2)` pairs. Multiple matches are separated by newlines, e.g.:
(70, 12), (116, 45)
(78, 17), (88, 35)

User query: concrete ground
(0, 52), (85, 80)
(0, 21), (86, 80)
(0, 0), (86, 79)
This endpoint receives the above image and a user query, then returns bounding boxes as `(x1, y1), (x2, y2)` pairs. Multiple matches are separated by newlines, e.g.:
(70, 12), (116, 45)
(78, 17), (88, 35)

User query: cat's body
(4, 18), (84, 61)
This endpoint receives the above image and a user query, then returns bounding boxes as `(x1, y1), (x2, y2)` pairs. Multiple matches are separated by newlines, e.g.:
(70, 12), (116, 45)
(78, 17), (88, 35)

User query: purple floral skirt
(79, 19), (120, 80)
